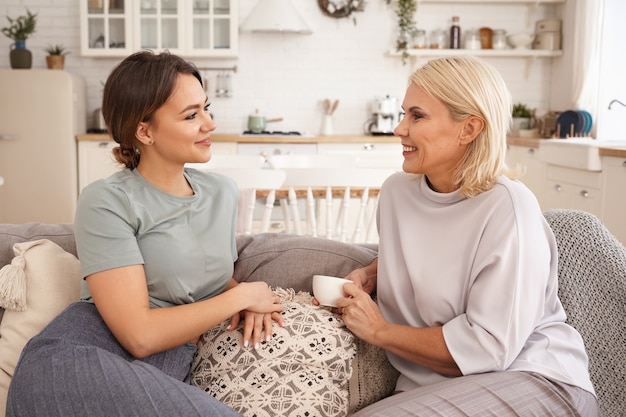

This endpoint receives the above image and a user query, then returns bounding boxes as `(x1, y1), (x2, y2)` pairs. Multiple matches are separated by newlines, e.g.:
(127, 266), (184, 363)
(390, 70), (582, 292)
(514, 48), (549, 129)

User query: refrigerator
(0, 69), (86, 223)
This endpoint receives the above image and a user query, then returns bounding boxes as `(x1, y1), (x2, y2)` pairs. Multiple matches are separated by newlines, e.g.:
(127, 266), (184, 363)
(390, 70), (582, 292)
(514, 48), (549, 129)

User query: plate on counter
(556, 110), (584, 138)
(578, 110), (593, 135)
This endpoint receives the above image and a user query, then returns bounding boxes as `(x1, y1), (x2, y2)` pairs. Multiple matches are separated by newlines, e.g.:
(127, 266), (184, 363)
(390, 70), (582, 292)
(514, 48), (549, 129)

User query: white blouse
(376, 172), (595, 395)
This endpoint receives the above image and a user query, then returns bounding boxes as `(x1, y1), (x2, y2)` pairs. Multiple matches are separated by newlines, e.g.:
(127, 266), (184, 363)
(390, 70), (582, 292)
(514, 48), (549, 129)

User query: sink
(538, 138), (626, 171)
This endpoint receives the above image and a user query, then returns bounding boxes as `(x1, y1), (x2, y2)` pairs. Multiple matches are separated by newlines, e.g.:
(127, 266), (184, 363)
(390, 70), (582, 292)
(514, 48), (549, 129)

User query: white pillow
(0, 239), (81, 415)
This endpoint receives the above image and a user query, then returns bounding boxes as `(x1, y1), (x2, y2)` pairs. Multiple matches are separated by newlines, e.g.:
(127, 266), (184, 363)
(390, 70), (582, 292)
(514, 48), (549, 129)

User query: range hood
(240, 0), (312, 34)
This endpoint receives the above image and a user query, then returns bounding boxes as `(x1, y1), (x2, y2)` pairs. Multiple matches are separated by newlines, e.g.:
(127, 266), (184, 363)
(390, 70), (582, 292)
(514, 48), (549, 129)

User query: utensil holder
(320, 115), (333, 136)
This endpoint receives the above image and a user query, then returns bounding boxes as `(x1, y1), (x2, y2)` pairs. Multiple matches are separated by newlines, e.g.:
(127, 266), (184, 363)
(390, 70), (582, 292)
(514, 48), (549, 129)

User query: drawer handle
(0, 134), (16, 141)
(98, 142), (111, 148)
(622, 160), (626, 167)
(527, 148), (535, 155)
(580, 190), (590, 198)
(554, 184), (562, 192)
(363, 143), (374, 151)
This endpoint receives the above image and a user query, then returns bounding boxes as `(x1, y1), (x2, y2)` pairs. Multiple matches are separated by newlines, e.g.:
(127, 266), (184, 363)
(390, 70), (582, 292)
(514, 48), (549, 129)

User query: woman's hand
(228, 311), (284, 349)
(226, 281), (284, 349)
(347, 257), (379, 294)
(343, 268), (376, 294)
(312, 258), (378, 307)
(336, 282), (387, 344)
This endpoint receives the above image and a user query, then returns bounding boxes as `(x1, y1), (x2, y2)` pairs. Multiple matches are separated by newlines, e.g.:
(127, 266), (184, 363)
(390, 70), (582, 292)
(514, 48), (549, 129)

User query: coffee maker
(367, 95), (401, 135)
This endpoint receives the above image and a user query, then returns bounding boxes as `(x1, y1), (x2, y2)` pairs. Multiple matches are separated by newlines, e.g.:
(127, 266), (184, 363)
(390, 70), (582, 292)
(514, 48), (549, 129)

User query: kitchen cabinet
(80, 0), (134, 57)
(317, 142), (398, 155)
(80, 0), (238, 57)
(601, 156), (626, 244)
(506, 144), (546, 207)
(318, 142), (402, 169)
(237, 143), (317, 156)
(77, 140), (123, 192)
(543, 165), (602, 218)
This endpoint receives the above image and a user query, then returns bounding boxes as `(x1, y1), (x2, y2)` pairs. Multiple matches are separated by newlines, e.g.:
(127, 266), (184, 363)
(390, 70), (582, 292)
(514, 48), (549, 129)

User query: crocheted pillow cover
(190, 288), (398, 417)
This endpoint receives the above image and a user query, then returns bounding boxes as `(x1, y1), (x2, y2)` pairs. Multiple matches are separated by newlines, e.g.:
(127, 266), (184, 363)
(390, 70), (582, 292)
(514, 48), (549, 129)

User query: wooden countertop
(507, 136), (542, 148)
(76, 133), (398, 144)
(75, 133), (626, 158)
(506, 136), (626, 158)
(599, 147), (626, 158)
(74, 133), (548, 148)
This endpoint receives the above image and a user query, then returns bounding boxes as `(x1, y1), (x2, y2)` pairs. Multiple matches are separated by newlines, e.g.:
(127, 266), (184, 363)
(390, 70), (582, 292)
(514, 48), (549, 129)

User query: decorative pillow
(191, 288), (398, 417)
(0, 239), (82, 413)
(234, 233), (378, 293)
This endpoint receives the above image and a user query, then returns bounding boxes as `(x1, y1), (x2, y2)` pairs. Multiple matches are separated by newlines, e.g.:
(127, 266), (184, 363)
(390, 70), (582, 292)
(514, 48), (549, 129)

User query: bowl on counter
(506, 33), (534, 49)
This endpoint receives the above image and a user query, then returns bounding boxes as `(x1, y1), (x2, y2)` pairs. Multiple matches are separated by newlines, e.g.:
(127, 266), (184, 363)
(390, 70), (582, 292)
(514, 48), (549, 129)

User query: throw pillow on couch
(192, 288), (399, 417)
(0, 239), (82, 416)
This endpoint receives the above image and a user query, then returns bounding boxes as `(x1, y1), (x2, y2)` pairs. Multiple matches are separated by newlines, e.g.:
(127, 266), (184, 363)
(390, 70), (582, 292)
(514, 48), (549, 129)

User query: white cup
(312, 275), (351, 307)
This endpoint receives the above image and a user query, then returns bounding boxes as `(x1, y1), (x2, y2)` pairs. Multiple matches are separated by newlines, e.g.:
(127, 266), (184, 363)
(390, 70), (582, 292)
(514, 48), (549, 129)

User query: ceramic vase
(10, 40), (32, 69)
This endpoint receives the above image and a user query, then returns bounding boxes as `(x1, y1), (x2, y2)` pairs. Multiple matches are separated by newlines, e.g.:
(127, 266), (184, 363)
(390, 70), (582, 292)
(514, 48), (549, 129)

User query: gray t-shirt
(74, 167), (239, 308)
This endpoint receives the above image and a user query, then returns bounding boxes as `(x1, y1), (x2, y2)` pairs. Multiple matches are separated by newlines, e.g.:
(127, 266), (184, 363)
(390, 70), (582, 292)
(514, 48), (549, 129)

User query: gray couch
(0, 209), (624, 416)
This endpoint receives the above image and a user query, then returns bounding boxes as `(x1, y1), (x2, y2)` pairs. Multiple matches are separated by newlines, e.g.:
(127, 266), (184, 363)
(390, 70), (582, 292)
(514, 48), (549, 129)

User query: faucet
(608, 99), (626, 109)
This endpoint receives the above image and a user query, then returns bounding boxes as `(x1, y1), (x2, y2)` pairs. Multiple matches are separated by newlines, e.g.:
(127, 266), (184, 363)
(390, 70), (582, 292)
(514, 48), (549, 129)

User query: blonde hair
(409, 56), (521, 197)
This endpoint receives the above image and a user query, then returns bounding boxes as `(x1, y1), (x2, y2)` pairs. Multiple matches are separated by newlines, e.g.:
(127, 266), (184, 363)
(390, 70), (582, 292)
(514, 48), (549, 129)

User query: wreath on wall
(317, 0), (366, 23)
(318, 0), (418, 64)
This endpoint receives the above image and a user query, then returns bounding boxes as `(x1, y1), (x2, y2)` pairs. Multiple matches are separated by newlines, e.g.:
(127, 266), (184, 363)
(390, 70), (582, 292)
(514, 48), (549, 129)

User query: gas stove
(241, 130), (315, 138)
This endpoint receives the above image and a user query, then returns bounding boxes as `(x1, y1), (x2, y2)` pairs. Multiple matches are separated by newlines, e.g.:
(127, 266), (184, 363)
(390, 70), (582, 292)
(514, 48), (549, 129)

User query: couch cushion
(234, 233), (378, 293)
(0, 223), (76, 268)
(191, 288), (397, 417)
(0, 239), (82, 414)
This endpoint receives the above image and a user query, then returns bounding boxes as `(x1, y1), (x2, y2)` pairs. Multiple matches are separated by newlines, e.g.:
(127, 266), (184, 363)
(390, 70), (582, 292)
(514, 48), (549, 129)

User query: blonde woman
(336, 57), (598, 416)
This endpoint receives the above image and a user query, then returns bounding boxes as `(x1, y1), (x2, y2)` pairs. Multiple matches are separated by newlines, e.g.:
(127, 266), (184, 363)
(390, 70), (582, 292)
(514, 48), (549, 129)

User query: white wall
(1, 0), (567, 135)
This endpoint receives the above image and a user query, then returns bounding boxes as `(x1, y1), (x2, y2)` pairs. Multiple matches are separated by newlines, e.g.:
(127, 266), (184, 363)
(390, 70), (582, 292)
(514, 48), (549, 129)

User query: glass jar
(411, 29), (427, 49)
(464, 29), (481, 50)
(429, 29), (447, 49)
(492, 29), (507, 50)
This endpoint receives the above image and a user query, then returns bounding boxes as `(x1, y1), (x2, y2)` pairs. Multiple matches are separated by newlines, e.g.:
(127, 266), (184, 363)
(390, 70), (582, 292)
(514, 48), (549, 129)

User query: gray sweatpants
(6, 302), (243, 417)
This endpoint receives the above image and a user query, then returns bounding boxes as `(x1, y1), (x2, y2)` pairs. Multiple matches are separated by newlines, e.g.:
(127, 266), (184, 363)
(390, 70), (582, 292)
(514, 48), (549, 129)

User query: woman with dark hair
(7, 51), (282, 417)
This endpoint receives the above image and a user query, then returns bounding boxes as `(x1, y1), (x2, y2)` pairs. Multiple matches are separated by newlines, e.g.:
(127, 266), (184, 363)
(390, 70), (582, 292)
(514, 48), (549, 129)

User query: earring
(147, 140), (154, 145)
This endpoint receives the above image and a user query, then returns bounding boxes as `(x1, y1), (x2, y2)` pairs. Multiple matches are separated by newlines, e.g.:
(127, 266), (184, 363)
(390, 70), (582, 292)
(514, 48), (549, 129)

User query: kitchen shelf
(417, 0), (564, 3)
(390, 48), (563, 79)
(389, 49), (562, 58)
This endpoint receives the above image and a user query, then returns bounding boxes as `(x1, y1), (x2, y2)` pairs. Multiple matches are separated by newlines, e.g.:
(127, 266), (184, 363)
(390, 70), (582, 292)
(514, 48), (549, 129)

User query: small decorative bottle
(449, 16), (461, 49)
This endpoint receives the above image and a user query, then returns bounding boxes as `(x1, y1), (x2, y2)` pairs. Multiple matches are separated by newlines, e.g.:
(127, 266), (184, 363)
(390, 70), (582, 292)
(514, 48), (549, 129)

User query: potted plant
(511, 102), (533, 132)
(45, 44), (69, 70)
(1, 8), (37, 69)
(385, 0), (418, 64)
